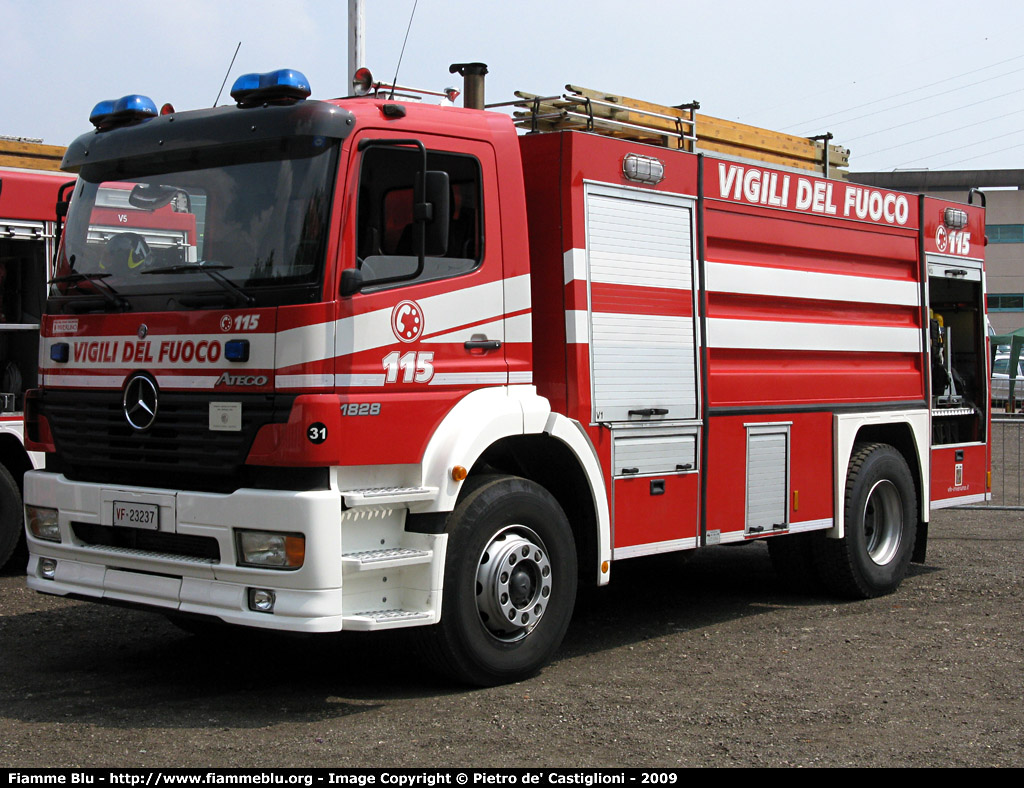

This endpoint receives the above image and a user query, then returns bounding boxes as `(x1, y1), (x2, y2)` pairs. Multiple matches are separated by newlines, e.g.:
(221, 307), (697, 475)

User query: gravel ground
(1, 507), (1021, 768)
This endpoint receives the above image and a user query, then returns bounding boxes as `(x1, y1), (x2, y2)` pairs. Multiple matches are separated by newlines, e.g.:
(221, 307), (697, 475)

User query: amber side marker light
(452, 465), (468, 482)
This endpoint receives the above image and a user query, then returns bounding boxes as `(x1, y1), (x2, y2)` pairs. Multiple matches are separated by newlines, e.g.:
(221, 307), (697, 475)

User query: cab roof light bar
(230, 68), (311, 107)
(89, 94), (158, 130)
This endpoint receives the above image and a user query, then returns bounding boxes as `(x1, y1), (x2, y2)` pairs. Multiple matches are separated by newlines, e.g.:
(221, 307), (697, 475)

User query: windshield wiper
(49, 271), (129, 312)
(142, 263), (254, 307)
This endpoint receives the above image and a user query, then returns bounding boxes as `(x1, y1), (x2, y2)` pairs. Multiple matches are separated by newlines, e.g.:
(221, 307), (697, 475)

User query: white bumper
(24, 471), (445, 632)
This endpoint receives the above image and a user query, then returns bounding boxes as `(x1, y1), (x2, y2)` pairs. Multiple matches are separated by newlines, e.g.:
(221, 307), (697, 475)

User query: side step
(340, 486), (438, 508)
(343, 608), (434, 631)
(341, 547), (433, 572)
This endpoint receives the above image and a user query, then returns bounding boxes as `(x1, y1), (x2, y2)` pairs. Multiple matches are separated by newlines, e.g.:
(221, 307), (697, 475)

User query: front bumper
(24, 471), (445, 632)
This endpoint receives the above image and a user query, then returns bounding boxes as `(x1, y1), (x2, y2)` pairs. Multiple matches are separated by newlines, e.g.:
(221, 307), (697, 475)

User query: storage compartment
(612, 427), (697, 478)
(0, 230), (48, 413)
(745, 423), (790, 534)
(929, 260), (986, 445)
(585, 184), (698, 423)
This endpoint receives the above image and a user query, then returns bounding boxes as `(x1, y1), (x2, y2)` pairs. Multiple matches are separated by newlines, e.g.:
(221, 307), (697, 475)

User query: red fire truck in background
(0, 147), (69, 569)
(22, 67), (990, 685)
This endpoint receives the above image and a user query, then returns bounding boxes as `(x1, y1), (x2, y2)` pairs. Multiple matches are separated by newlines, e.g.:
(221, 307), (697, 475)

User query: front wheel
(814, 442), (918, 598)
(418, 475), (577, 686)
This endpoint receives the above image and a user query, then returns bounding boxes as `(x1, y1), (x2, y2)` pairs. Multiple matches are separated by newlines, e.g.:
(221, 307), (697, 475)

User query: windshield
(52, 136), (338, 309)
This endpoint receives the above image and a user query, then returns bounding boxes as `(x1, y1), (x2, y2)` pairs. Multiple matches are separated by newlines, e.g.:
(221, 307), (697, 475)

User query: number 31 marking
(382, 351), (434, 384)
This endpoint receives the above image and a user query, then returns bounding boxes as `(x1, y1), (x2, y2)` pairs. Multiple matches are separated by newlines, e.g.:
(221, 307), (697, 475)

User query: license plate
(113, 501), (159, 530)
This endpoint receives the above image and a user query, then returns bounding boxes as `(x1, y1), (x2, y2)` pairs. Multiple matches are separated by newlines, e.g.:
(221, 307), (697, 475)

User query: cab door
(333, 132), (507, 466)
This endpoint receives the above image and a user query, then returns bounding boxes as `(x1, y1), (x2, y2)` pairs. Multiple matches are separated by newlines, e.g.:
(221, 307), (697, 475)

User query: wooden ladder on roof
(504, 84), (850, 179)
(0, 137), (66, 172)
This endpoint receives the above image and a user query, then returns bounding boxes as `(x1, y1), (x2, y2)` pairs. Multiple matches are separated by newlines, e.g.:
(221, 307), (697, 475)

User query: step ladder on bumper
(337, 485), (447, 631)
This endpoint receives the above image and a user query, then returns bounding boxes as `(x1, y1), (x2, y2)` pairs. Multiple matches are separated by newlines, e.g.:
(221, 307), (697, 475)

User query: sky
(2, 0), (1023, 174)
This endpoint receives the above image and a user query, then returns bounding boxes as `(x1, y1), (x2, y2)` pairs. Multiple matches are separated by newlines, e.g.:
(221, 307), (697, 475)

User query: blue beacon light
(89, 94), (158, 129)
(230, 69), (311, 105)
(225, 340), (250, 362)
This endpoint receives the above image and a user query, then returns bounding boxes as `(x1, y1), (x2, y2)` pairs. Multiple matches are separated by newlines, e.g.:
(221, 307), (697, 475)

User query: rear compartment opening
(929, 270), (986, 445)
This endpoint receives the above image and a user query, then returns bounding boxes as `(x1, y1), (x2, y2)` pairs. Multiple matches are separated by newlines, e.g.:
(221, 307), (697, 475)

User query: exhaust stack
(449, 62), (488, 110)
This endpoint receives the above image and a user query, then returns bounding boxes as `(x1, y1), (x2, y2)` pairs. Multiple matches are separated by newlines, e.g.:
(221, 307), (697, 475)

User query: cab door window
(356, 147), (481, 287)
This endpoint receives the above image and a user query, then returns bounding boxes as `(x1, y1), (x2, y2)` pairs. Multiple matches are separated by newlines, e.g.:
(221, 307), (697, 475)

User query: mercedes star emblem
(123, 374), (159, 431)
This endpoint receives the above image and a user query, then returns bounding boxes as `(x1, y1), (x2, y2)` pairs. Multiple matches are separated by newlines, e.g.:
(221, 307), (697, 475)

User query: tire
(418, 475), (578, 686)
(767, 532), (824, 593)
(0, 464), (24, 570)
(814, 442), (918, 599)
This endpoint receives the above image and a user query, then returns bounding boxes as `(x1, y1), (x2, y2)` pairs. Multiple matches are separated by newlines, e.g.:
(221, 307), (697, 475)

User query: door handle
(464, 339), (502, 351)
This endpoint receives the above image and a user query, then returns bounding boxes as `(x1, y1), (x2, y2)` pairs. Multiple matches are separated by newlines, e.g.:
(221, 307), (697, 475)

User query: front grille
(41, 390), (295, 492)
(72, 522), (221, 562)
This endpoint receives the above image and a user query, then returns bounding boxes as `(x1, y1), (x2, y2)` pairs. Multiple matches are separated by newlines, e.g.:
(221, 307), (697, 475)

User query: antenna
(389, 0), (419, 99)
(213, 42), (242, 107)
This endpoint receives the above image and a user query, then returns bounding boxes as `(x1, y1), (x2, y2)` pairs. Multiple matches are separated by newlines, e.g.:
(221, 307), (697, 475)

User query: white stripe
(508, 371), (534, 384)
(707, 318), (922, 353)
(276, 322), (335, 369)
(335, 373), (386, 387)
(788, 518), (833, 534)
(418, 279), (506, 336)
(40, 332), (276, 370)
(336, 278), (509, 357)
(155, 375), (223, 389)
(423, 319), (503, 344)
(504, 273), (532, 313)
(505, 313), (532, 343)
(41, 374), (126, 388)
(566, 310), (589, 344)
(931, 492), (989, 509)
(335, 308), (395, 356)
(277, 374), (333, 389)
(564, 248), (586, 286)
(706, 260), (921, 306)
(613, 537), (698, 559)
(429, 372), (508, 386)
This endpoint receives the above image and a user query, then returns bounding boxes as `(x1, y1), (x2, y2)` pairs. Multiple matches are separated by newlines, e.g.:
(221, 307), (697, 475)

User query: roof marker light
(622, 152), (665, 185)
(944, 208), (969, 230)
(230, 69), (311, 106)
(89, 94), (158, 130)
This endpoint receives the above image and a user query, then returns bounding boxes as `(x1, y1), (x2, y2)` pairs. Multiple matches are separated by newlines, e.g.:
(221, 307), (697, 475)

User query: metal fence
(965, 415), (1024, 509)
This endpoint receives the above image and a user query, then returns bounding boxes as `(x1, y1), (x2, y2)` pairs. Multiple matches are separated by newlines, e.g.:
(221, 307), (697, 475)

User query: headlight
(26, 506), (60, 542)
(236, 530), (305, 569)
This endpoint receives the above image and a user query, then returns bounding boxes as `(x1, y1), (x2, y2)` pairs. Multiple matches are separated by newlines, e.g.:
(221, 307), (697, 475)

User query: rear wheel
(814, 442), (918, 598)
(418, 475), (577, 686)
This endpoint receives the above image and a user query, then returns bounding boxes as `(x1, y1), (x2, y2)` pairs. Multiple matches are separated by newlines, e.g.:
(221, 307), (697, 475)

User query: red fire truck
(22, 68), (990, 685)
(0, 160), (69, 568)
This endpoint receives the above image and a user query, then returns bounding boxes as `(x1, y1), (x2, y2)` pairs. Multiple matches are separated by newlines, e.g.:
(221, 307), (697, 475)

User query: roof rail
(350, 68), (459, 103)
(504, 84), (850, 179)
